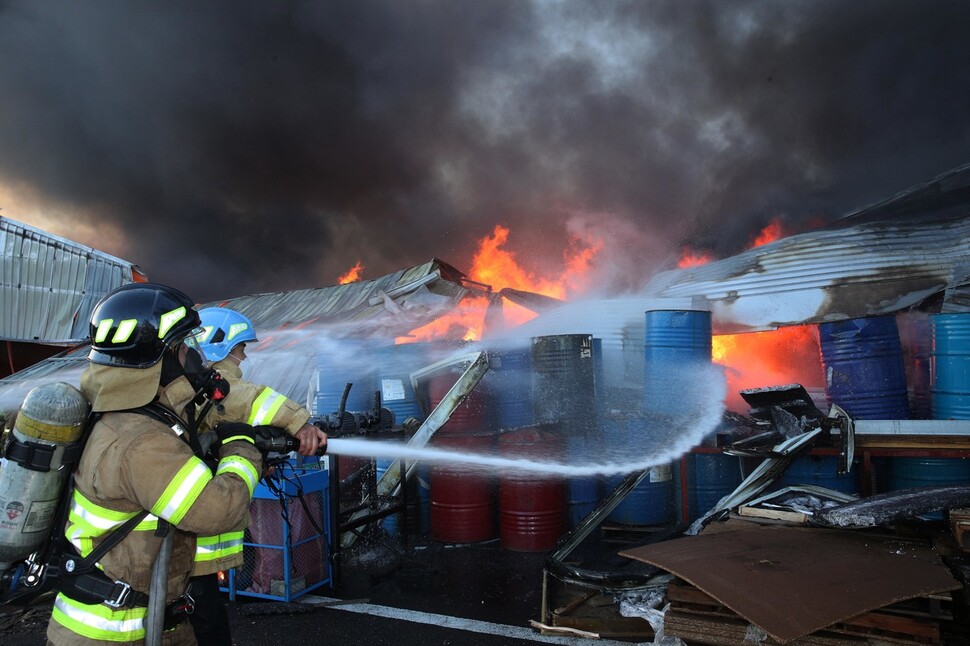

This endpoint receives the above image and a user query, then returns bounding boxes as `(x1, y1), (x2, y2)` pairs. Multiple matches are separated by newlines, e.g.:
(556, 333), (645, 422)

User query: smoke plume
(0, 1), (968, 301)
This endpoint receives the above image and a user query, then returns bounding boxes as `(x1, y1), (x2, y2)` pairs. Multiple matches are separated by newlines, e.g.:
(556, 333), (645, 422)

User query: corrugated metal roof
(198, 258), (470, 404)
(1, 216), (138, 344)
(200, 258), (469, 338)
(0, 259), (471, 409)
(642, 214), (970, 332)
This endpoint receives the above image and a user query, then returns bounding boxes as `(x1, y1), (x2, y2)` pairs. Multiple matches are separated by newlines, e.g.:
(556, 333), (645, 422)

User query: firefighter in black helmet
(47, 283), (263, 646)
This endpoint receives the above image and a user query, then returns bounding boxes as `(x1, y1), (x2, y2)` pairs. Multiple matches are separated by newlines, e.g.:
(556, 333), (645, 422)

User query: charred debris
(539, 384), (970, 645)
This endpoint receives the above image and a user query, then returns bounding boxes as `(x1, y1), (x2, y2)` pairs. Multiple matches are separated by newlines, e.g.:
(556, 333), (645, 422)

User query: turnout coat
(191, 358), (311, 576)
(47, 366), (262, 646)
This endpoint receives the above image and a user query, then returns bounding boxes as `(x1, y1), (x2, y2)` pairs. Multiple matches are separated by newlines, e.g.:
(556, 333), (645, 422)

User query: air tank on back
(0, 383), (90, 570)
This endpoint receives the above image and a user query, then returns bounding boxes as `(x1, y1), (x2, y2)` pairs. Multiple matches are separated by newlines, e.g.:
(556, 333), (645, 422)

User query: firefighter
(186, 307), (327, 646)
(46, 283), (264, 645)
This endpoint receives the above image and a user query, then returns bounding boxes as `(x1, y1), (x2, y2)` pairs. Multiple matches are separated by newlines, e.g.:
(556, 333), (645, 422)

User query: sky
(1, 1), (969, 303)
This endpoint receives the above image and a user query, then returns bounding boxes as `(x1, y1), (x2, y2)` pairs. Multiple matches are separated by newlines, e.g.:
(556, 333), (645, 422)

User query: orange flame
(713, 325), (824, 412)
(677, 248), (713, 268)
(750, 217), (785, 248)
(337, 261), (364, 284)
(399, 224), (602, 343)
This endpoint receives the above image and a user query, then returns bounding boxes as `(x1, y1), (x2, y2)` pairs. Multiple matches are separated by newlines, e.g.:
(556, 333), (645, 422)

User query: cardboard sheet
(619, 522), (961, 643)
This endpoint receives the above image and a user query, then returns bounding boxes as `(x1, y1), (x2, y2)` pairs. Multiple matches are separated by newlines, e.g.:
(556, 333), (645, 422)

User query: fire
(750, 217), (785, 248)
(337, 261), (364, 284)
(399, 224), (602, 343)
(677, 218), (786, 269)
(677, 248), (713, 268)
(397, 294), (490, 343)
(713, 325), (825, 413)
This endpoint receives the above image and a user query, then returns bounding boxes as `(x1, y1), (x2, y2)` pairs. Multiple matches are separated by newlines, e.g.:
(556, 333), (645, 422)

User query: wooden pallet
(537, 569), (654, 640)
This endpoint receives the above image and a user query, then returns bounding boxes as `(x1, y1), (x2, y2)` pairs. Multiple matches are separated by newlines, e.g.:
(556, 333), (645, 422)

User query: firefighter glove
(214, 422), (258, 447)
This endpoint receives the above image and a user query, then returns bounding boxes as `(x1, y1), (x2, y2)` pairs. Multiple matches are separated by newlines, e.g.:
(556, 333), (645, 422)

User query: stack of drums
(815, 315), (911, 494)
(532, 334), (599, 528)
(497, 425), (565, 551)
(889, 314), (970, 501)
(609, 309), (713, 527)
(427, 366), (495, 543)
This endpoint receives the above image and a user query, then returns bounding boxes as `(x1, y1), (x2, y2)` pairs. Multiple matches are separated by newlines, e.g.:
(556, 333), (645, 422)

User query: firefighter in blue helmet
(47, 283), (263, 645)
(186, 307), (326, 646)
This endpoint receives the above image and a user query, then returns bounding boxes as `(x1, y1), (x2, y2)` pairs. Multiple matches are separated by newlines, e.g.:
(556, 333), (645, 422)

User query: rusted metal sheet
(643, 215), (970, 333)
(0, 216), (138, 344)
(620, 523), (961, 644)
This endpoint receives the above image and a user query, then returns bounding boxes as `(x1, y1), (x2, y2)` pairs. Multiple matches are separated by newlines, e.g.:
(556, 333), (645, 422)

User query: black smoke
(0, 1), (968, 302)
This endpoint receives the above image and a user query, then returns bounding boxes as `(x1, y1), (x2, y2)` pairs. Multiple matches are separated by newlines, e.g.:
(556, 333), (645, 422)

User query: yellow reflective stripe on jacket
(215, 456), (259, 497)
(150, 457), (213, 524)
(52, 593), (147, 641)
(195, 531), (244, 562)
(248, 387), (287, 426)
(65, 490), (160, 557)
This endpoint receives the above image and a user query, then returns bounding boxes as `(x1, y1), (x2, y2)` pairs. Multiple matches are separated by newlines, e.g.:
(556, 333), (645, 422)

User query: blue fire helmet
(193, 307), (259, 363)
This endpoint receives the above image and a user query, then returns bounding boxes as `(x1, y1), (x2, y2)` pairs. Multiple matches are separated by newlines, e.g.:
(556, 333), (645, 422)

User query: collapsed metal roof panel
(1, 216), (138, 344)
(1, 259), (471, 410)
(200, 258), (469, 339)
(642, 214), (970, 333)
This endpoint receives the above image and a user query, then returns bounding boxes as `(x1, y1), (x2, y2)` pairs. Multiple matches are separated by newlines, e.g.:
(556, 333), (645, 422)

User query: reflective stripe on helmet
(197, 325), (215, 343)
(227, 322), (250, 342)
(150, 457), (213, 524)
(157, 306), (187, 339)
(94, 319), (113, 343)
(52, 593), (147, 641)
(215, 456), (259, 497)
(248, 387), (287, 426)
(111, 318), (138, 343)
(195, 531), (244, 562)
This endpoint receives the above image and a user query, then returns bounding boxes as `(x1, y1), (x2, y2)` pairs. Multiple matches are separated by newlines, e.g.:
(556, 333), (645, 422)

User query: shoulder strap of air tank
(52, 409), (149, 574)
(130, 402), (204, 458)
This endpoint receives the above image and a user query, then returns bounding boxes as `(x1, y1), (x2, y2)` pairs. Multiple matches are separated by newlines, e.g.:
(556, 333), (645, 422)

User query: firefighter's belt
(62, 571), (195, 628)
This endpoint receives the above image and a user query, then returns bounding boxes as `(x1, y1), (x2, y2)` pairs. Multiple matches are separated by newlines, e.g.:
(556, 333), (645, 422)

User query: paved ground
(2, 536), (650, 646)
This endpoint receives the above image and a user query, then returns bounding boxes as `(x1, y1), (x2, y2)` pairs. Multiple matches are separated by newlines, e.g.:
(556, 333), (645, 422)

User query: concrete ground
(2, 535), (649, 646)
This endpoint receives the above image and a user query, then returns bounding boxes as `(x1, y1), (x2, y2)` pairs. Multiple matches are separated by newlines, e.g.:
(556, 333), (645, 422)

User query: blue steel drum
(375, 342), (432, 425)
(376, 458), (429, 536)
(897, 313), (933, 420)
(890, 457), (970, 519)
(643, 310), (712, 415)
(604, 464), (675, 526)
(312, 340), (377, 416)
(376, 458), (401, 535)
(566, 477), (602, 528)
(891, 457), (970, 489)
(818, 316), (909, 420)
(773, 456), (859, 494)
(689, 453), (744, 522)
(561, 430), (602, 528)
(931, 314), (970, 419)
(486, 345), (534, 430)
